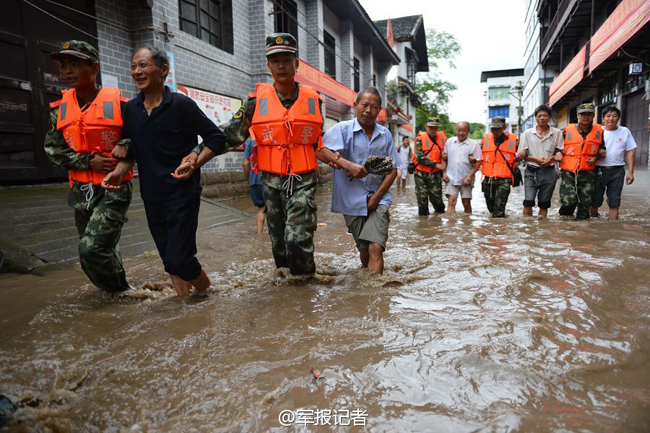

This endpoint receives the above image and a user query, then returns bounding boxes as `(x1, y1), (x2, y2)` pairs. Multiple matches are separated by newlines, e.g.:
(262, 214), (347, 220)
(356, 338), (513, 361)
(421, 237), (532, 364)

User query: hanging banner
(295, 60), (357, 107)
(548, 45), (586, 107)
(589, 0), (650, 74)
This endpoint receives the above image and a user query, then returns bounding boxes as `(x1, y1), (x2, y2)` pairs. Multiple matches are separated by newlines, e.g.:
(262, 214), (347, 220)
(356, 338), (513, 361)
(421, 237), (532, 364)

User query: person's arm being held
(438, 158), (447, 172)
(516, 132), (529, 161)
(316, 147), (367, 178)
(463, 161), (482, 186)
(101, 158), (134, 192)
(45, 108), (117, 172)
(367, 169), (397, 211)
(172, 98), (231, 180)
(174, 99), (253, 180)
(464, 144), (482, 185)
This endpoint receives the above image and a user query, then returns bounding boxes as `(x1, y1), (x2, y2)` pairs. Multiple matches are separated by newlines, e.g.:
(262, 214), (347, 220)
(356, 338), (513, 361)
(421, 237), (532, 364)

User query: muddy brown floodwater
(1, 171), (649, 432)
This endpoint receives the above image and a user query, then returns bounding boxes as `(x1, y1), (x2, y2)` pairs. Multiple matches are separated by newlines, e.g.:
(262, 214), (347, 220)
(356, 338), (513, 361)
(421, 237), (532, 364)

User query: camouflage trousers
(414, 170), (445, 215)
(263, 180), (317, 275)
(559, 170), (596, 219)
(482, 177), (511, 218)
(70, 181), (132, 292)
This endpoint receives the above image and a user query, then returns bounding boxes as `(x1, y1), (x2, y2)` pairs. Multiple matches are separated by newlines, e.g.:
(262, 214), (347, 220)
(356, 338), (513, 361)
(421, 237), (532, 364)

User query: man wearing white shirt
(590, 106), (637, 220)
(442, 122), (483, 214)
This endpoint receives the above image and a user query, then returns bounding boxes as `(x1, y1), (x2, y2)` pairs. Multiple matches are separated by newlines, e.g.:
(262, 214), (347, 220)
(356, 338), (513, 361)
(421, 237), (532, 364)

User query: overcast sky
(359, 0), (527, 124)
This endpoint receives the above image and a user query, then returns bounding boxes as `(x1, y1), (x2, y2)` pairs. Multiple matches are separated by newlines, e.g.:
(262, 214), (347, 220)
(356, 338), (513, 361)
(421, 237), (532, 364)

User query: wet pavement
(1, 171), (649, 432)
(0, 181), (249, 268)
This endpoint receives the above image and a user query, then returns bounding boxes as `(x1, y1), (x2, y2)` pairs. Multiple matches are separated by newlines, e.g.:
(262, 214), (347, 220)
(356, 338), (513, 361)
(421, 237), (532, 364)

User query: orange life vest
(411, 131), (446, 173)
(481, 132), (518, 179)
(249, 83), (323, 175)
(560, 123), (602, 172)
(51, 88), (133, 187)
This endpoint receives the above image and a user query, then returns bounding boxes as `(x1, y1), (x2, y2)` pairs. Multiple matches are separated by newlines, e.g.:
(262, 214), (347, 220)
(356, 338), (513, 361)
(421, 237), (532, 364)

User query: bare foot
(189, 269), (211, 293)
(170, 274), (191, 296)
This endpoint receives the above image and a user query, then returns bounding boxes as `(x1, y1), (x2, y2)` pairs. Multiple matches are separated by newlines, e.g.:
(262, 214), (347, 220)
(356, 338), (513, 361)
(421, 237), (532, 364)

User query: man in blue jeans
(243, 138), (266, 233)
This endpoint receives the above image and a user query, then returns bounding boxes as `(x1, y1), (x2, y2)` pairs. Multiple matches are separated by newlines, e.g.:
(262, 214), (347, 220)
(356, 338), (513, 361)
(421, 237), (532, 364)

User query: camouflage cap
(489, 116), (506, 128)
(426, 117), (440, 127)
(50, 40), (99, 63)
(577, 103), (596, 114)
(265, 33), (298, 57)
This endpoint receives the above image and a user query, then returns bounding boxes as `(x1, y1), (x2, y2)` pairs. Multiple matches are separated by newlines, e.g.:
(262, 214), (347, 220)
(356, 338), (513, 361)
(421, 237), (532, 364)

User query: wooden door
(623, 89), (649, 168)
(0, 0), (97, 184)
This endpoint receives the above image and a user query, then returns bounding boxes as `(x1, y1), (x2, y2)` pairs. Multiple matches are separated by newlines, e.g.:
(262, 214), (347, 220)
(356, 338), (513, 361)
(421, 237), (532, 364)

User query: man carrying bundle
(322, 87), (399, 274)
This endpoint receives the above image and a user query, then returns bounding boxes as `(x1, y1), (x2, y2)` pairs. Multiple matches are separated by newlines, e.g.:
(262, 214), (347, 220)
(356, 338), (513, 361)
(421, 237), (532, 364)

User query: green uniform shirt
(194, 82), (323, 190)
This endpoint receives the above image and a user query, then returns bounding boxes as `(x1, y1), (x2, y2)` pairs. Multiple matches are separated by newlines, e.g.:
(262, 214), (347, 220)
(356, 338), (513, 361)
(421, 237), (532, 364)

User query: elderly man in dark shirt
(103, 45), (232, 296)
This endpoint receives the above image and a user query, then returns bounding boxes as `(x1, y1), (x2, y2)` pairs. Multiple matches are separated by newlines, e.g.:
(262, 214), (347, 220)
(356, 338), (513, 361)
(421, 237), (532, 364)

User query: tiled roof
(374, 15), (423, 41)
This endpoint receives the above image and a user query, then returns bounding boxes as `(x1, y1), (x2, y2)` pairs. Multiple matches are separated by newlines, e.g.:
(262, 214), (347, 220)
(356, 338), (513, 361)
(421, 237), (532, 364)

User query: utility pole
(510, 81), (523, 139)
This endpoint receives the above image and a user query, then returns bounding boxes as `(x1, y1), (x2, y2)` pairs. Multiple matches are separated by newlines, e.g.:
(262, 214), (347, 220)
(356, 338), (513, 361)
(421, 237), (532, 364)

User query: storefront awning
(589, 0), (650, 74)
(399, 123), (414, 133)
(548, 45), (586, 107)
(296, 60), (357, 107)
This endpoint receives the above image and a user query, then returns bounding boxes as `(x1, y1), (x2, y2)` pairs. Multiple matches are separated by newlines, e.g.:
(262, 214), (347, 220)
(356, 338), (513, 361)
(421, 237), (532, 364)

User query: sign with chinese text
(177, 85), (242, 126)
(177, 85), (245, 170)
(295, 60), (356, 107)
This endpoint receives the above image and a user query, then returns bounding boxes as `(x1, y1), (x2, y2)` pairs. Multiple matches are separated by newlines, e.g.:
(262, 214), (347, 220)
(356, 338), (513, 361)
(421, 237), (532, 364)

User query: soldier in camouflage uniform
(413, 117), (446, 215)
(182, 33), (364, 275)
(44, 41), (132, 292)
(558, 103), (606, 219)
(481, 117), (518, 218)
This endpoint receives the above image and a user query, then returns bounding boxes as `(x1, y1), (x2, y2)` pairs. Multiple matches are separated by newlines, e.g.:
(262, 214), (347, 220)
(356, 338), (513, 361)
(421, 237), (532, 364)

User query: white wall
(484, 75), (524, 134)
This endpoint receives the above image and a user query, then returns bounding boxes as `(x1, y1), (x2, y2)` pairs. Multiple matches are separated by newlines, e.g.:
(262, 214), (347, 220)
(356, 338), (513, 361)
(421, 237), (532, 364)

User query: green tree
(469, 122), (485, 140)
(415, 29), (461, 135)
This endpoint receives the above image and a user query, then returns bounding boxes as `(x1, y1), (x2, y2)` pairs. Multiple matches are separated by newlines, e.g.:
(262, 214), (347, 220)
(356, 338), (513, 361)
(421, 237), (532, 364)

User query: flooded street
(1, 171), (649, 432)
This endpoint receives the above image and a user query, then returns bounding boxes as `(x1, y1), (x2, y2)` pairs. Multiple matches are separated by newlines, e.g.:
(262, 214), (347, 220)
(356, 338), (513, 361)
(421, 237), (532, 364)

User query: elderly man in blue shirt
(323, 87), (399, 274)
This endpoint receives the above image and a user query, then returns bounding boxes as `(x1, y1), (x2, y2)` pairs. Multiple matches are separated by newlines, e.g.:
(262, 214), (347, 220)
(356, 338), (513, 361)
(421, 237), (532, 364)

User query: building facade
(522, 0), (557, 131)
(537, 0), (649, 166)
(374, 15), (429, 143)
(480, 69), (525, 135)
(1, 0), (398, 184)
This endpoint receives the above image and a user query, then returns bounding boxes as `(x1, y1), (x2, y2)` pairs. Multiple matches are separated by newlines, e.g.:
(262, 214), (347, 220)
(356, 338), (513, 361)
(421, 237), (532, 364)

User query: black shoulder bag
(408, 137), (440, 174)
(495, 144), (523, 187)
